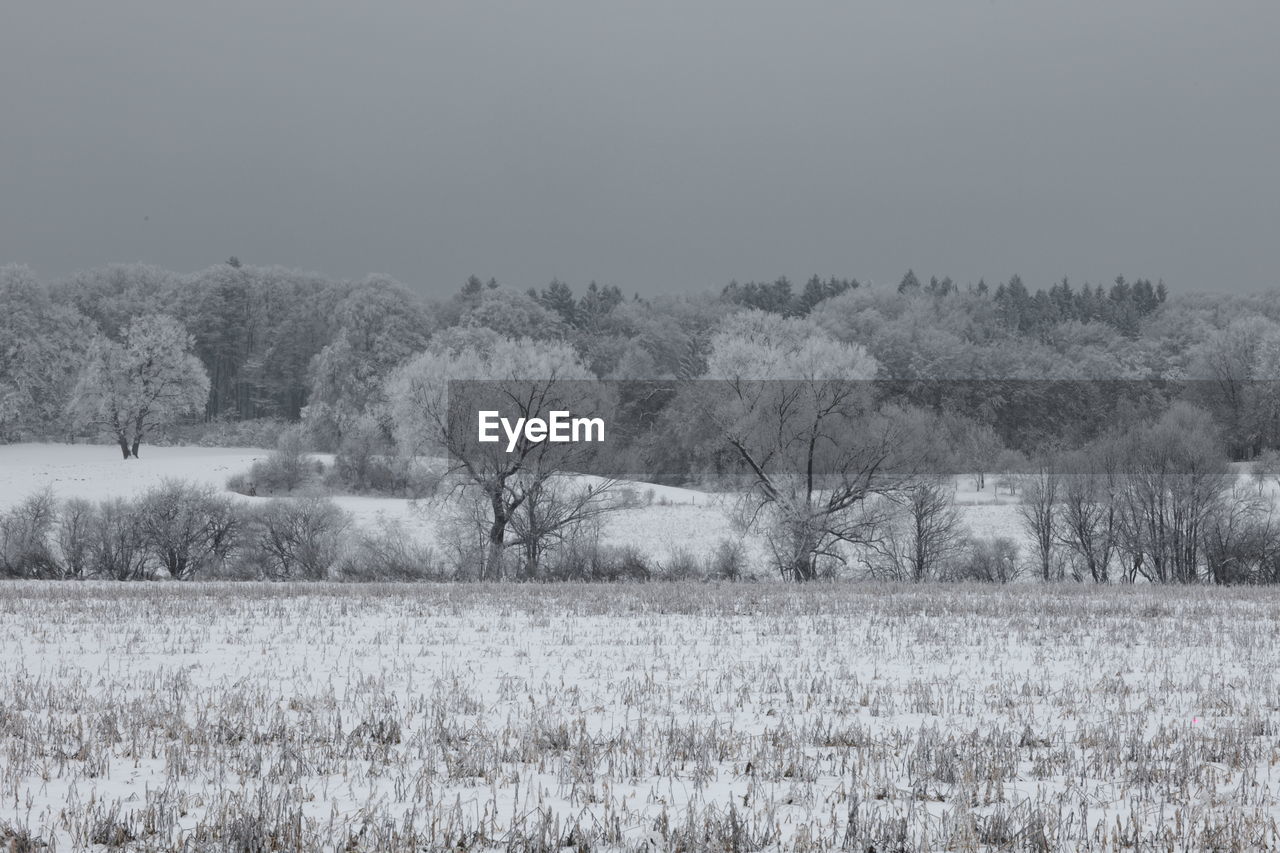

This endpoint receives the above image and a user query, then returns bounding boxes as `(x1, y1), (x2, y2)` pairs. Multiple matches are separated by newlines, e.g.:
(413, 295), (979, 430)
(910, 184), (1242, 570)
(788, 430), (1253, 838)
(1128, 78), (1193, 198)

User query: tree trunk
(914, 517), (927, 582)
(131, 439), (141, 458)
(522, 540), (539, 581)
(485, 490), (507, 581)
(118, 434), (132, 459)
(789, 555), (814, 582)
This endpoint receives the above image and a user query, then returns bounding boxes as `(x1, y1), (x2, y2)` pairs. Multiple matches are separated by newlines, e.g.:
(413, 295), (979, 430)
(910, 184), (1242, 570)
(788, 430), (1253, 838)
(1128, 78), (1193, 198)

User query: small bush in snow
(951, 536), (1021, 583)
(657, 546), (702, 581)
(705, 537), (751, 581)
(56, 498), (95, 579)
(336, 517), (438, 581)
(248, 497), (350, 580)
(227, 426), (319, 496)
(86, 498), (152, 580)
(0, 489), (59, 578)
(135, 480), (239, 580)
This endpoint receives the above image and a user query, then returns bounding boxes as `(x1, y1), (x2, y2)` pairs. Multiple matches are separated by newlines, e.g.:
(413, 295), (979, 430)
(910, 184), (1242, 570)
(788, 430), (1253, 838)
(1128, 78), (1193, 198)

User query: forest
(1, 259), (1275, 460)
(8, 261), (1280, 586)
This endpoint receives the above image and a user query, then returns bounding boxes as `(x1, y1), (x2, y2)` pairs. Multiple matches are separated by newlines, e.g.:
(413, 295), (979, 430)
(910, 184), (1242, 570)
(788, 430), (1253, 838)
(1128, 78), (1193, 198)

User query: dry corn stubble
(0, 581), (1278, 851)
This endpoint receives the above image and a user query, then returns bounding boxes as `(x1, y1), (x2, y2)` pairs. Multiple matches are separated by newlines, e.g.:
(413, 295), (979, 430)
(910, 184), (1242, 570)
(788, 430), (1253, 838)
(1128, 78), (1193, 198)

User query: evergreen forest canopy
(3, 260), (1279, 475)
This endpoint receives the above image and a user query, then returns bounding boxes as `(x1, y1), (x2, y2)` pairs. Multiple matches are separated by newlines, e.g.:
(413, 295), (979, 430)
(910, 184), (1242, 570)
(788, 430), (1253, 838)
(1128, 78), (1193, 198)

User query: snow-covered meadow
(0, 443), (1025, 579)
(0, 443), (802, 576)
(0, 444), (268, 512)
(3, 582), (1279, 851)
(9, 443), (1279, 850)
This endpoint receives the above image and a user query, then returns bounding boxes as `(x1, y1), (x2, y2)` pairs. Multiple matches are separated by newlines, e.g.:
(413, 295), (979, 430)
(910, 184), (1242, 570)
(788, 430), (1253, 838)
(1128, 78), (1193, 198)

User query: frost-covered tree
(385, 337), (604, 579)
(1188, 316), (1280, 457)
(68, 315), (210, 458)
(940, 414), (1004, 491)
(302, 275), (430, 448)
(180, 263), (343, 421)
(702, 311), (915, 581)
(0, 489), (59, 578)
(0, 265), (94, 441)
(461, 287), (565, 341)
(53, 263), (180, 339)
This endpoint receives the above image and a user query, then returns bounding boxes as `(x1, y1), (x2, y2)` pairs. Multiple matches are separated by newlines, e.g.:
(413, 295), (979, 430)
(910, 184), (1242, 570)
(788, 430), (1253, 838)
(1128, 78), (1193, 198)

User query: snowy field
(0, 444), (269, 512)
(0, 443), (1025, 577)
(0, 444), (756, 571)
(2, 582), (1279, 851)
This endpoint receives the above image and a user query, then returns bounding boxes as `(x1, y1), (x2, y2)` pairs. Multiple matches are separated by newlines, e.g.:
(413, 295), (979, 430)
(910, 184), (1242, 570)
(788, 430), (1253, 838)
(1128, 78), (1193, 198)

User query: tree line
(7, 258), (1280, 583)
(3, 259), (1275, 450)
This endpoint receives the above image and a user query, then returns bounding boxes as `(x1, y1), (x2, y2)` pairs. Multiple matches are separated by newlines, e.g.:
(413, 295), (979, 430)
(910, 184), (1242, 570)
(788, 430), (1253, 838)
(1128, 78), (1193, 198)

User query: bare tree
(87, 499), (150, 580)
(867, 477), (964, 582)
(1017, 462), (1059, 582)
(57, 498), (95, 579)
(940, 414), (1003, 492)
(1053, 446), (1121, 583)
(1109, 403), (1234, 584)
(702, 311), (916, 581)
(0, 489), (59, 578)
(506, 474), (618, 580)
(951, 536), (1021, 583)
(386, 336), (611, 580)
(136, 480), (239, 580)
(1202, 484), (1280, 584)
(252, 497), (350, 580)
(994, 449), (1027, 497)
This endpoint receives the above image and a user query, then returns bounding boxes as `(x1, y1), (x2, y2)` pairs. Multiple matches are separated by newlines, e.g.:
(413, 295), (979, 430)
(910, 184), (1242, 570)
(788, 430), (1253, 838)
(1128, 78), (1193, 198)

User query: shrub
(153, 416), (291, 449)
(539, 537), (651, 581)
(611, 486), (653, 509)
(951, 536), (1021, 583)
(227, 426), (319, 496)
(534, 523), (597, 581)
(657, 546), (703, 581)
(324, 452), (438, 498)
(197, 416), (291, 449)
(0, 489), (59, 578)
(326, 416), (383, 492)
(86, 498), (151, 580)
(250, 497), (350, 580)
(705, 537), (750, 581)
(435, 495), (492, 581)
(57, 498), (95, 579)
(336, 518), (438, 581)
(135, 480), (239, 580)
(594, 544), (652, 581)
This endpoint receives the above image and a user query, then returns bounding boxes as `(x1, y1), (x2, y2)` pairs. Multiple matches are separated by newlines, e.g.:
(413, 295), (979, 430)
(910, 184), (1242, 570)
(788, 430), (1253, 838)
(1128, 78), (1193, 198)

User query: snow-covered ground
(3, 445), (1276, 849)
(0, 443), (1028, 578)
(2, 582), (1277, 851)
(0, 444), (770, 571)
(0, 443), (269, 511)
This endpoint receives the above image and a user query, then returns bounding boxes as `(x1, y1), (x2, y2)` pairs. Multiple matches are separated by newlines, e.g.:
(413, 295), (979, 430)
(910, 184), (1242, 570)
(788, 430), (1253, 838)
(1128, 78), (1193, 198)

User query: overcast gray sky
(2, 2), (1277, 296)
